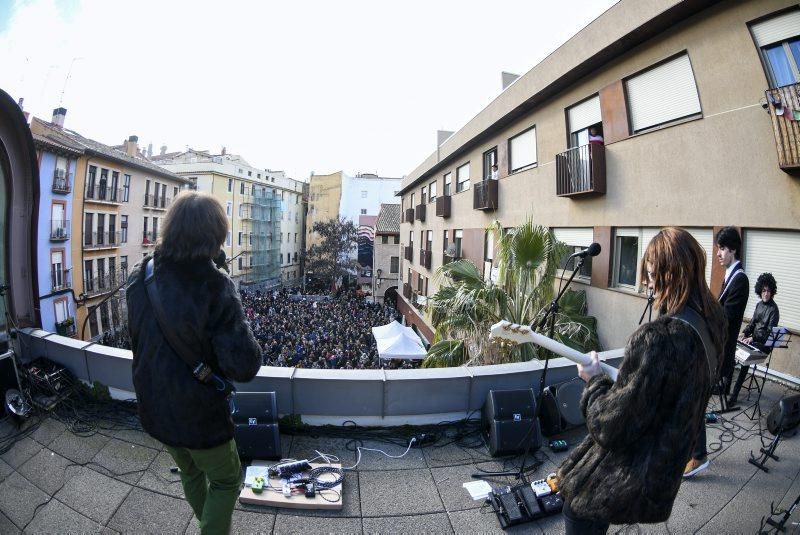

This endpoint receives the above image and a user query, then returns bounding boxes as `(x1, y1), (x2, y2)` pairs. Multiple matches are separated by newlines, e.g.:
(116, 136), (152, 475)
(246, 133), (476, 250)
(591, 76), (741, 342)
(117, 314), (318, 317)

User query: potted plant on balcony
(425, 219), (598, 367)
(55, 317), (74, 336)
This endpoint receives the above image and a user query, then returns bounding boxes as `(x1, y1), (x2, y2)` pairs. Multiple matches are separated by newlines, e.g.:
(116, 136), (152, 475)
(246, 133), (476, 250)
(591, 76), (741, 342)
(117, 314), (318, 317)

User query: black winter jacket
(557, 314), (716, 525)
(126, 253), (262, 449)
(742, 300), (779, 346)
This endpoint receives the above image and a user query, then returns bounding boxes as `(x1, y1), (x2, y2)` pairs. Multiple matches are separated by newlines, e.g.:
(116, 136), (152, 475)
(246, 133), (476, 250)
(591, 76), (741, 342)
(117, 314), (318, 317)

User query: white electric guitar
(490, 320), (621, 381)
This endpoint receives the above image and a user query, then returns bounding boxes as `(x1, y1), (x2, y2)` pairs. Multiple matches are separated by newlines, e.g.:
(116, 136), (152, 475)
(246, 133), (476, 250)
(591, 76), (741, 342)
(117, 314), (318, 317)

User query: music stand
(745, 327), (791, 421)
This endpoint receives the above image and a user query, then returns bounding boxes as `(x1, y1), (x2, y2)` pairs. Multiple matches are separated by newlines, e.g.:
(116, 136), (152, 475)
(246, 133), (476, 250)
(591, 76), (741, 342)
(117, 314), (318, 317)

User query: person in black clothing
(728, 272), (780, 404)
(126, 191), (262, 534)
(558, 228), (725, 533)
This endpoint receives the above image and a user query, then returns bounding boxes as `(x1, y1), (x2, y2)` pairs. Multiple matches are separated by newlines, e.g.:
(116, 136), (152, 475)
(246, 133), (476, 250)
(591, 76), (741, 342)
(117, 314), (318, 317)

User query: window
(410, 192), (415, 208)
(390, 256), (399, 273)
(360, 209), (367, 215)
(421, 186), (427, 204)
(226, 231), (231, 246)
(84, 259), (94, 292)
(226, 202), (232, 217)
(51, 251), (64, 290)
(238, 232), (243, 246)
(144, 180), (151, 206)
(241, 182), (245, 194)
(87, 166), (97, 196)
(567, 96), (602, 148)
(751, 10), (800, 87)
(153, 181), (160, 206)
(121, 216), (128, 243)
(426, 230), (433, 251)
(228, 178), (233, 192)
(443, 173), (452, 196)
(294, 233), (297, 243)
(553, 228), (594, 280)
(161, 184), (167, 207)
(287, 253), (291, 264)
(409, 231), (414, 248)
(483, 147), (498, 180)
(100, 301), (111, 332)
(88, 309), (99, 338)
(614, 230), (640, 289)
(248, 171), (252, 177)
(84, 213), (93, 246)
(382, 235), (389, 244)
(454, 229), (463, 258)
(407, 268), (412, 284)
(625, 54), (701, 133)
(152, 217), (159, 241)
(509, 127), (537, 172)
(109, 215), (116, 244)
(111, 171), (119, 201)
(96, 214), (105, 245)
(743, 229), (800, 331)
(484, 231), (494, 262)
(239, 257), (243, 271)
(394, 235), (400, 245)
(361, 190), (368, 198)
(429, 181), (437, 203)
(418, 274), (426, 294)
(121, 255), (128, 278)
(443, 230), (449, 256)
(123, 174), (131, 202)
(456, 163), (470, 192)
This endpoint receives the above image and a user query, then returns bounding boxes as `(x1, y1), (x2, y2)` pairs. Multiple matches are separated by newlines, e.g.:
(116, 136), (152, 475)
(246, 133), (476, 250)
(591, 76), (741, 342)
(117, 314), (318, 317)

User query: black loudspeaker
(767, 394), (800, 436)
(483, 389), (542, 457)
(232, 392), (281, 460)
(540, 379), (585, 437)
(0, 353), (22, 417)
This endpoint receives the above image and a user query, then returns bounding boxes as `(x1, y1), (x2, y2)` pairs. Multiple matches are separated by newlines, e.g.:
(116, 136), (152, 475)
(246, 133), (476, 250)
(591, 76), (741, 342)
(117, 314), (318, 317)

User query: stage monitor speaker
(540, 378), (585, 437)
(0, 352), (22, 418)
(767, 394), (800, 436)
(232, 392), (281, 460)
(483, 388), (542, 457)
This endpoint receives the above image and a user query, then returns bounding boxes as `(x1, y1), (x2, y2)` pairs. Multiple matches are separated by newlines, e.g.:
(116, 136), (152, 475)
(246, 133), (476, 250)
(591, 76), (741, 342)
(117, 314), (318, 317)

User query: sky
(0, 0), (618, 181)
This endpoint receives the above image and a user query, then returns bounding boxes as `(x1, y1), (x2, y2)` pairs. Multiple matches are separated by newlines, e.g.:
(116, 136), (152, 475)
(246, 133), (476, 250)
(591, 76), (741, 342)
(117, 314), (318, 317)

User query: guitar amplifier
(232, 392), (281, 461)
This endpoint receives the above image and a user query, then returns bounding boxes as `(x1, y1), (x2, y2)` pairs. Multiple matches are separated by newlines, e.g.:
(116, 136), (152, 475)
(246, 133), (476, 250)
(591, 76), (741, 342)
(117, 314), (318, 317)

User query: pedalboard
(549, 439), (568, 452)
(489, 483), (563, 528)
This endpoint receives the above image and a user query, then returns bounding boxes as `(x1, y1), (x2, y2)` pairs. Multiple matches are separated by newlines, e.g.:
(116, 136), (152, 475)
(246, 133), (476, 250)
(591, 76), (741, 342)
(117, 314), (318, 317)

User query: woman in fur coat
(557, 227), (726, 534)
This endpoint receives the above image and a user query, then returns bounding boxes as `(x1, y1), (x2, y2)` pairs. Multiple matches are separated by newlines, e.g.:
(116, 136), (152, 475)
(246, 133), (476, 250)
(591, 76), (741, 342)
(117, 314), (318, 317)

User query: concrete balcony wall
(16, 328), (625, 425)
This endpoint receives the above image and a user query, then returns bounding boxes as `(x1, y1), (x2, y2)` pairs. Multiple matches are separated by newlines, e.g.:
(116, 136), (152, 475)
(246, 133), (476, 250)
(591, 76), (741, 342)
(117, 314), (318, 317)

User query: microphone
(568, 242), (601, 259)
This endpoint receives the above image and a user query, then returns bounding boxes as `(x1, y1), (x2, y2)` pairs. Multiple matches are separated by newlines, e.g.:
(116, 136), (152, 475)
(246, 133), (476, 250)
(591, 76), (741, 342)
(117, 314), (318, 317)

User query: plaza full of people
(241, 288), (420, 370)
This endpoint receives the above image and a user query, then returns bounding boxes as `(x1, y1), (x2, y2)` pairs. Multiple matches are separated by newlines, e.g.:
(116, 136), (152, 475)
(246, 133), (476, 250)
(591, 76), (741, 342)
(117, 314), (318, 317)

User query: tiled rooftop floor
(0, 380), (799, 534)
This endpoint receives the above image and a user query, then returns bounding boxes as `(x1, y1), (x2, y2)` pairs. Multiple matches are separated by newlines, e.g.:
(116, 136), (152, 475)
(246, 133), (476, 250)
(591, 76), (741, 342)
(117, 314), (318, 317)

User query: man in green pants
(127, 192), (262, 533)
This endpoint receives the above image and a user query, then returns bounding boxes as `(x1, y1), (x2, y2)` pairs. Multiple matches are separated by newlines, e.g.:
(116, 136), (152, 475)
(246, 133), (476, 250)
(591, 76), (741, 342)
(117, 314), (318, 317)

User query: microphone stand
(472, 255), (584, 483)
(638, 289), (655, 325)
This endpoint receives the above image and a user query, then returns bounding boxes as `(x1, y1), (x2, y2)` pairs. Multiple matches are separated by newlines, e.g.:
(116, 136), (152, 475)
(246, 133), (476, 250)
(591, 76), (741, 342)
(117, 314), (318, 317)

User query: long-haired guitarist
(557, 227), (726, 534)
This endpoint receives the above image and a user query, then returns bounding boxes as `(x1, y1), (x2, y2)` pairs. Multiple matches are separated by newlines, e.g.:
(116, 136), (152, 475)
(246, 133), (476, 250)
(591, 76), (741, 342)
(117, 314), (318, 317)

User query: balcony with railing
(52, 169), (72, 193)
(50, 220), (70, 241)
(83, 231), (121, 249)
(84, 185), (123, 204)
(415, 203), (426, 222)
(420, 249), (432, 270)
(141, 231), (157, 246)
(54, 318), (77, 337)
(435, 195), (451, 218)
(555, 143), (606, 197)
(404, 208), (414, 224)
(766, 83), (800, 172)
(473, 179), (498, 211)
(403, 245), (414, 262)
(83, 271), (124, 298)
(51, 269), (71, 292)
(143, 194), (171, 210)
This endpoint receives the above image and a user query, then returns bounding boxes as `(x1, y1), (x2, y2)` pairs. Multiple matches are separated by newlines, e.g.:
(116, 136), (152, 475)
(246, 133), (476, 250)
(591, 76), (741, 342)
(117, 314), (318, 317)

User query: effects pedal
(540, 493), (564, 514)
(252, 476), (265, 494)
(530, 479), (552, 497)
(705, 412), (719, 424)
(549, 439), (568, 452)
(519, 485), (544, 519)
(498, 492), (524, 523)
(545, 473), (559, 493)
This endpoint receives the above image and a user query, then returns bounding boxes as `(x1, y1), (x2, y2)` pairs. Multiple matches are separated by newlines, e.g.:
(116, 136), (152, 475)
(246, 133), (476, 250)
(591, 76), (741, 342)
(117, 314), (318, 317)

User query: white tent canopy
(372, 321), (427, 360)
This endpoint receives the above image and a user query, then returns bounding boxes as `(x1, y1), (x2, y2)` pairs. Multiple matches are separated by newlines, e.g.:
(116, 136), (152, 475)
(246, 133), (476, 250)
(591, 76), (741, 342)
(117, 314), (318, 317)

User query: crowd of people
(242, 288), (420, 370)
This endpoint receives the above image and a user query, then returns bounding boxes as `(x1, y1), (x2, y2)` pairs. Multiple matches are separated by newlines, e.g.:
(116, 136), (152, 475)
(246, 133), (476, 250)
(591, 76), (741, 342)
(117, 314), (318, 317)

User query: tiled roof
(31, 118), (191, 184)
(375, 203), (400, 234)
(30, 132), (84, 156)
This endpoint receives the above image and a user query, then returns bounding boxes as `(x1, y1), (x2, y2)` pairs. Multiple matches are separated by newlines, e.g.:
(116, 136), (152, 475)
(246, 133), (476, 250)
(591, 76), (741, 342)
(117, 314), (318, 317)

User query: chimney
(160, 145), (167, 156)
(147, 143), (153, 158)
(125, 135), (139, 157)
(52, 107), (67, 128)
(437, 130), (454, 147)
(501, 72), (520, 90)
(221, 146), (226, 156)
(17, 98), (29, 122)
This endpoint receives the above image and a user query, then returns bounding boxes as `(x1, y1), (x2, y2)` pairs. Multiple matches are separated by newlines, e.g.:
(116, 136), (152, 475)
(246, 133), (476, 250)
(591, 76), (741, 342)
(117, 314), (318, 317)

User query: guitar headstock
(489, 320), (536, 346)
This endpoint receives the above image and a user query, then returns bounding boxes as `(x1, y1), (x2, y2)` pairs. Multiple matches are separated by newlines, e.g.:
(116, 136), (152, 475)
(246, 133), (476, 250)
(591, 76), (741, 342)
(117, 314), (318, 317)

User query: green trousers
(166, 438), (242, 535)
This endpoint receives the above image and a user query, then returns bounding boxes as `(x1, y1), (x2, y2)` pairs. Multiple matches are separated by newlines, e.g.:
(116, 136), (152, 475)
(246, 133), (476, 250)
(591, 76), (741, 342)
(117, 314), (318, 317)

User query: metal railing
(435, 195), (451, 218)
(83, 231), (121, 249)
(52, 170), (72, 193)
(404, 208), (414, 224)
(420, 249), (432, 269)
(143, 194), (171, 209)
(51, 269), (71, 292)
(83, 270), (124, 298)
(50, 220), (70, 241)
(84, 185), (123, 203)
(55, 318), (77, 337)
(141, 231), (158, 245)
(765, 83), (800, 170)
(555, 143), (606, 197)
(404, 245), (414, 262)
(473, 179), (498, 211)
(415, 204), (426, 222)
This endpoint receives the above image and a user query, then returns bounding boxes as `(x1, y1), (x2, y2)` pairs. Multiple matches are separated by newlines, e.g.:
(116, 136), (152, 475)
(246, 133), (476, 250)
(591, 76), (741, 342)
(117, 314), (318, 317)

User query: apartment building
(155, 149), (306, 288)
(372, 204), (401, 305)
(31, 111), (191, 341)
(398, 0), (800, 376)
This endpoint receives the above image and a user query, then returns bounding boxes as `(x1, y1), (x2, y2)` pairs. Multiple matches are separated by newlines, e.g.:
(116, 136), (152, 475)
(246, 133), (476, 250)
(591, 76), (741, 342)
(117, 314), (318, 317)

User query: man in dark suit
(685, 226), (748, 478)
(715, 227), (749, 399)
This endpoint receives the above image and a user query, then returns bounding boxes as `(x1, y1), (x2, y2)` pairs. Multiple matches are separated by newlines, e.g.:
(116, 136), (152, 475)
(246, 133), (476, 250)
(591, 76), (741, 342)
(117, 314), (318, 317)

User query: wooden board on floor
(238, 461), (343, 510)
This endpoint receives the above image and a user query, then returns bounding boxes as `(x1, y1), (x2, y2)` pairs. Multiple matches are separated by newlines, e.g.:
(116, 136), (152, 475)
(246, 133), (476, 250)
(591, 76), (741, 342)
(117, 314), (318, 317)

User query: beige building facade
(398, 0), (800, 376)
(373, 204), (402, 304)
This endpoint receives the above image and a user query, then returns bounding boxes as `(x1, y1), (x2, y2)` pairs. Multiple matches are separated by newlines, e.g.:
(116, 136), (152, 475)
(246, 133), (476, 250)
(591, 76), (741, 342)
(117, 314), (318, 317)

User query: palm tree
(424, 220), (599, 368)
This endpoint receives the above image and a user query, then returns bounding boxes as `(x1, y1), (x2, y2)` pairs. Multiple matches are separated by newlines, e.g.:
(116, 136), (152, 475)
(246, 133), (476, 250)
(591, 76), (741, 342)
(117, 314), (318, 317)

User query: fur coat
(557, 314), (716, 525)
(126, 253), (262, 449)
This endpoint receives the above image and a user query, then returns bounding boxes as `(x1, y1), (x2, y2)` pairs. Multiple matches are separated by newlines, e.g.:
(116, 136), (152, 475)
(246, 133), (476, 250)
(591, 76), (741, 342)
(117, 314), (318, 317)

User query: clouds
(0, 0), (617, 179)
